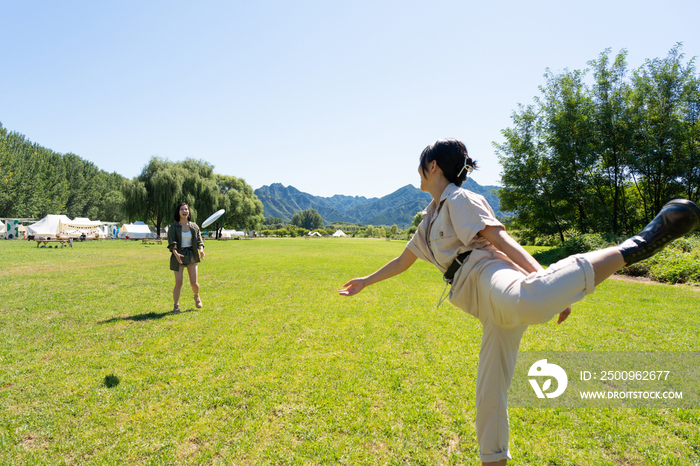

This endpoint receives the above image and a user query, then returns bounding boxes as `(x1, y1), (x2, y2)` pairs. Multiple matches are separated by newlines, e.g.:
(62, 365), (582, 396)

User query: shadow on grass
(98, 309), (193, 324)
(104, 374), (120, 388)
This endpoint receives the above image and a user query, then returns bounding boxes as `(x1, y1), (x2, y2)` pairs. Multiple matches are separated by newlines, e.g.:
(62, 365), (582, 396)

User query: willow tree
(122, 157), (219, 235)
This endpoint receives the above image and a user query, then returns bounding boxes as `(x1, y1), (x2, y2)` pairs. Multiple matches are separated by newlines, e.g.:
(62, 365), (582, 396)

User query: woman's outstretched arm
(339, 247), (418, 296)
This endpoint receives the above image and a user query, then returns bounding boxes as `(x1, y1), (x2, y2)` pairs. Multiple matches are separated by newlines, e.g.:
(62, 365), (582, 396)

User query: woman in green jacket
(167, 202), (205, 313)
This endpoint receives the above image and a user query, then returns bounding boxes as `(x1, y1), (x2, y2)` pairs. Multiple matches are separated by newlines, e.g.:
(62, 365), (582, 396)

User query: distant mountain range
(254, 179), (502, 228)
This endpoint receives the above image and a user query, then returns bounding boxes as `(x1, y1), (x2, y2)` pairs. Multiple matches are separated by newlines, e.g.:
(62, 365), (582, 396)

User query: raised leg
(580, 247), (625, 286)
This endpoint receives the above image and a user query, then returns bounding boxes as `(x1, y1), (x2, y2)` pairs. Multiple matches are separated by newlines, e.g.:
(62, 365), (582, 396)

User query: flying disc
(201, 209), (225, 228)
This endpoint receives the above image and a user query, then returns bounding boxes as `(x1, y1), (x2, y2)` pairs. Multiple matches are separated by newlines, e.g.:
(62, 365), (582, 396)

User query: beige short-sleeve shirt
(407, 184), (503, 272)
(407, 183), (515, 319)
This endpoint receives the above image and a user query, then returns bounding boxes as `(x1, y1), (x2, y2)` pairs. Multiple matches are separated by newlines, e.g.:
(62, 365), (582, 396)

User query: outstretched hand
(339, 278), (366, 296)
(557, 306), (571, 324)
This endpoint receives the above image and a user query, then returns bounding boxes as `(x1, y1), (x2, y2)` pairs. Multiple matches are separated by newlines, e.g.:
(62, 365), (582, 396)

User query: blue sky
(1, 0), (698, 198)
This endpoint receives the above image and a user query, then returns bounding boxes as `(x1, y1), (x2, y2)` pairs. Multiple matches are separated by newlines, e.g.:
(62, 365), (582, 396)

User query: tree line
(497, 44), (699, 242)
(0, 123), (126, 220)
(0, 124), (264, 232)
(260, 209), (409, 239)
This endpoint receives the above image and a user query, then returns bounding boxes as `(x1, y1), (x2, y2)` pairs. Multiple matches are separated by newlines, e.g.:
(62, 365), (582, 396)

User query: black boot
(618, 199), (700, 266)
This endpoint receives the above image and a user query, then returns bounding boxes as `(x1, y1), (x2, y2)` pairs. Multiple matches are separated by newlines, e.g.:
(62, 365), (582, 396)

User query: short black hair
(419, 138), (477, 187)
(174, 202), (191, 222)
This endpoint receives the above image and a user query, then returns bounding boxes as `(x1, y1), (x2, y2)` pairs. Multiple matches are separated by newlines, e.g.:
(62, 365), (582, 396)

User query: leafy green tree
(412, 212), (423, 227)
(540, 67), (599, 233)
(628, 44), (693, 220)
(679, 72), (700, 203)
(215, 174), (264, 234)
(262, 217), (284, 226)
(496, 104), (568, 243)
(588, 48), (635, 234)
(290, 208), (323, 230)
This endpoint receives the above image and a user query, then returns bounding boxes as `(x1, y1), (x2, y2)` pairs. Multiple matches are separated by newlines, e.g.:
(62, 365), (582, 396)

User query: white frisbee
(201, 209), (225, 228)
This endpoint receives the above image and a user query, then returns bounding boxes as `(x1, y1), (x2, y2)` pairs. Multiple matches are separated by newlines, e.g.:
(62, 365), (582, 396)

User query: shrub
(647, 249), (700, 284)
(532, 233), (621, 266)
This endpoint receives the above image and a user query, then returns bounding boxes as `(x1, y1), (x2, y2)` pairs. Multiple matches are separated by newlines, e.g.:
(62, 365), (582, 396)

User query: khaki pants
(474, 254), (596, 462)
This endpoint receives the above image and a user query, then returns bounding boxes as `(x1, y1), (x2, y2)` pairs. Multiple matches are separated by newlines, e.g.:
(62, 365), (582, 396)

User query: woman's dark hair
(419, 138), (477, 187)
(174, 202), (191, 222)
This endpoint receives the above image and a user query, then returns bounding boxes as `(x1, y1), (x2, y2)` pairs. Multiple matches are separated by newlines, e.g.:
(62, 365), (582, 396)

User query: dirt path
(609, 274), (657, 284)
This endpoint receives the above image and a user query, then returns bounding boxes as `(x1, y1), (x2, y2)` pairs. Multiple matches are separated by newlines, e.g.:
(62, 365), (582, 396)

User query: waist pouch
(443, 251), (472, 284)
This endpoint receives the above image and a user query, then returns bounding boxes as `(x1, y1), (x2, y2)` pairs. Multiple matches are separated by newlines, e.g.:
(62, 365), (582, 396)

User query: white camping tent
(26, 215), (72, 238)
(308, 231), (322, 237)
(332, 229), (347, 237)
(220, 229), (245, 239)
(27, 215), (104, 238)
(119, 221), (155, 239)
(0, 220), (5, 237)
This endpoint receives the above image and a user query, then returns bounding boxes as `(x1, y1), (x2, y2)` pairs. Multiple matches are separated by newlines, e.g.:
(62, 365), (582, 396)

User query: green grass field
(1, 238), (699, 465)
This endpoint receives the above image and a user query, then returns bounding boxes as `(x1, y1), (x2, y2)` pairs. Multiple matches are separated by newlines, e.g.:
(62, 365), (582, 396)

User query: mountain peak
(254, 181), (502, 227)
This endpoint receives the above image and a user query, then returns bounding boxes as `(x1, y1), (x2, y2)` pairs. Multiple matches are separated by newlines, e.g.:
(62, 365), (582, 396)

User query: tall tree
(588, 49), (635, 234)
(677, 62), (700, 204)
(628, 44), (693, 220)
(214, 174), (264, 234)
(496, 104), (567, 242)
(290, 208), (324, 230)
(541, 68), (599, 233)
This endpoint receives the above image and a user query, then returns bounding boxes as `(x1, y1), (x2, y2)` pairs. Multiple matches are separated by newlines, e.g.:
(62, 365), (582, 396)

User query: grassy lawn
(1, 238), (699, 465)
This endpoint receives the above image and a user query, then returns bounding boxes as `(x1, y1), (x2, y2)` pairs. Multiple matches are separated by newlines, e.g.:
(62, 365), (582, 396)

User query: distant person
(340, 138), (700, 465)
(167, 202), (205, 313)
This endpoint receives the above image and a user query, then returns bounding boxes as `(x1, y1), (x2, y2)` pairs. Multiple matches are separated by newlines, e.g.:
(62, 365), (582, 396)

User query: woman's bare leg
(581, 247), (626, 286)
(173, 266), (185, 306)
(187, 263), (200, 297)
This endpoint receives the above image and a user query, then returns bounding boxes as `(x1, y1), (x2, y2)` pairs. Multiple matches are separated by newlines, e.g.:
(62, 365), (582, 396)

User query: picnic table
(140, 238), (163, 245)
(36, 239), (72, 248)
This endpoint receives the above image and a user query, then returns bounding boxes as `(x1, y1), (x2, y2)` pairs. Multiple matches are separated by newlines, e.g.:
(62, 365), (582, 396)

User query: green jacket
(167, 222), (204, 271)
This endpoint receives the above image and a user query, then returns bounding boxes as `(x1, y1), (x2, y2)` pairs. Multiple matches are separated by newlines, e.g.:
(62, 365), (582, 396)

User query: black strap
(443, 251), (472, 283)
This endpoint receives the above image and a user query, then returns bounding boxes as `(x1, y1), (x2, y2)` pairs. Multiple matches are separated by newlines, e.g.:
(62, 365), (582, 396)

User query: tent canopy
(58, 217), (103, 237)
(26, 215), (72, 238)
(332, 229), (347, 237)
